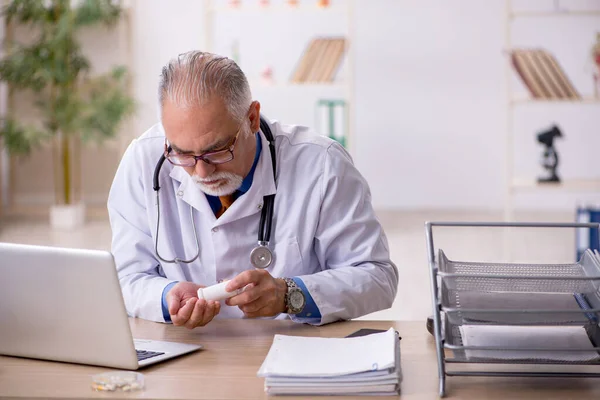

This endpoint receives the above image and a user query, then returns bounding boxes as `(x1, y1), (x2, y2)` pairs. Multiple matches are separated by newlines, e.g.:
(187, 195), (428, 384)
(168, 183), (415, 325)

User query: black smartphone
(345, 328), (401, 340)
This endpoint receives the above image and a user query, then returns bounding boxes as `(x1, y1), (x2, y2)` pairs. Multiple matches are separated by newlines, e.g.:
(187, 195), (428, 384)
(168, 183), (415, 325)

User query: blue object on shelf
(573, 293), (599, 324)
(575, 205), (600, 261)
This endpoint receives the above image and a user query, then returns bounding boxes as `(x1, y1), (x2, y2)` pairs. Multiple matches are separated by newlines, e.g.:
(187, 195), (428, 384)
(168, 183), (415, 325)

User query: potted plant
(0, 0), (134, 228)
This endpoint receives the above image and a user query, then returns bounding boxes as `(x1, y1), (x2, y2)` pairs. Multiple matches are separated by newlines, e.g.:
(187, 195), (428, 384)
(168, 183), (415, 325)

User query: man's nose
(194, 160), (216, 178)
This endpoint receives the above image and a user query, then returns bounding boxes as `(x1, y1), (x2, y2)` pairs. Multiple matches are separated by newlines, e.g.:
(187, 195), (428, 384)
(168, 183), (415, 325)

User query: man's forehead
(162, 102), (235, 129)
(162, 98), (232, 125)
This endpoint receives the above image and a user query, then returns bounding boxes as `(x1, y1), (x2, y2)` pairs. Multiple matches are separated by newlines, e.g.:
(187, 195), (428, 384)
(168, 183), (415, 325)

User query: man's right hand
(166, 282), (221, 329)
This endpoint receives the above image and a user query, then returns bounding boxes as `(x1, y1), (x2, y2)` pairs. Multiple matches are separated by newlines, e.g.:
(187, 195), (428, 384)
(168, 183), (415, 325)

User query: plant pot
(49, 203), (86, 230)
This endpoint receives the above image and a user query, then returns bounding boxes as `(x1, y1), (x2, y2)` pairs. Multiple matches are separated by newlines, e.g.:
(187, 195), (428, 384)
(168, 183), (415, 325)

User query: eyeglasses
(165, 125), (242, 167)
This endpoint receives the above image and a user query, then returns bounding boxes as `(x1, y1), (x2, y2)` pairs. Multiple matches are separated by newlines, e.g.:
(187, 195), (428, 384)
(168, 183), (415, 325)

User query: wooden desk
(1, 319), (600, 399)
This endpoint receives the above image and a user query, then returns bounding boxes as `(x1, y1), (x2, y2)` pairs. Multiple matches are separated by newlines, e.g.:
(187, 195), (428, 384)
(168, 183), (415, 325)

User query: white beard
(192, 172), (243, 196)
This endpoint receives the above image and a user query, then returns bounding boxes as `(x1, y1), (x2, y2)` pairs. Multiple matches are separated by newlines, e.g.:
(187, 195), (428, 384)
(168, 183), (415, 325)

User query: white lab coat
(107, 118), (398, 325)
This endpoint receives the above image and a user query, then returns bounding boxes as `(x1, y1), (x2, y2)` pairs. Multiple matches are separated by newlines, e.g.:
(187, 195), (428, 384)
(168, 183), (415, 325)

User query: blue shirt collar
(238, 132), (261, 194)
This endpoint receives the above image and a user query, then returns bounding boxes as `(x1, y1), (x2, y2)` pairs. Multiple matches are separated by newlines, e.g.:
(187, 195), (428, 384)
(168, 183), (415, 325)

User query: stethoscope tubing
(153, 116), (276, 267)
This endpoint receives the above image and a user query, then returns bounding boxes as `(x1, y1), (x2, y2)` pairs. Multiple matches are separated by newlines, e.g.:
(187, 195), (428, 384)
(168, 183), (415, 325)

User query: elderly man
(107, 51), (398, 329)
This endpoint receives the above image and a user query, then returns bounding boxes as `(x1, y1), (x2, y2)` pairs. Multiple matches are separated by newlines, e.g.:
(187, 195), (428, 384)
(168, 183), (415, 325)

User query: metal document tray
(425, 222), (600, 397)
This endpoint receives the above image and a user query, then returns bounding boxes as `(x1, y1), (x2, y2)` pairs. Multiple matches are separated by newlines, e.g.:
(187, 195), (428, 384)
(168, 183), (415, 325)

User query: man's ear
(248, 101), (261, 133)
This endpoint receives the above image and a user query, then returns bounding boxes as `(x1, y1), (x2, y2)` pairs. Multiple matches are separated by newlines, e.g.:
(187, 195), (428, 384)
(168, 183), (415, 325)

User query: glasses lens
(203, 150), (233, 164)
(167, 154), (196, 167)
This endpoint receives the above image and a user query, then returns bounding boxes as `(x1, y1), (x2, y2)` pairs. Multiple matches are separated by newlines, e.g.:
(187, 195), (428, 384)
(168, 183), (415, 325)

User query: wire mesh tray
(441, 286), (600, 325)
(438, 249), (600, 293)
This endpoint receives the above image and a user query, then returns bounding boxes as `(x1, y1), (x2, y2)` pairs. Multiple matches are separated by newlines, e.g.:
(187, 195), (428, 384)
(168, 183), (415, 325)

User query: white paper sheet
(257, 328), (397, 378)
(460, 325), (600, 362)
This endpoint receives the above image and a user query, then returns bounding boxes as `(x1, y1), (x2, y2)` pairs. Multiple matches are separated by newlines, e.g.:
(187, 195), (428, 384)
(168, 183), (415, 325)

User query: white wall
(130, 0), (206, 139)
(354, 0), (506, 210)
(128, 0), (600, 212)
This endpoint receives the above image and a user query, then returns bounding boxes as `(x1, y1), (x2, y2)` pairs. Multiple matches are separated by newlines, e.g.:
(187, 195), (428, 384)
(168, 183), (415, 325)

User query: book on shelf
(510, 49), (580, 100)
(290, 37), (347, 83)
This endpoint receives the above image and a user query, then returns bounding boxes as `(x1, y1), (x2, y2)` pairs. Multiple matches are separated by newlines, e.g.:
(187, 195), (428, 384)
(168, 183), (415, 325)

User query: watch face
(289, 290), (305, 311)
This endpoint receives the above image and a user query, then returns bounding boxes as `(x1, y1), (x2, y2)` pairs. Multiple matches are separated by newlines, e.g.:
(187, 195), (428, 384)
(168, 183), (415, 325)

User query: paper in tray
(458, 325), (600, 362)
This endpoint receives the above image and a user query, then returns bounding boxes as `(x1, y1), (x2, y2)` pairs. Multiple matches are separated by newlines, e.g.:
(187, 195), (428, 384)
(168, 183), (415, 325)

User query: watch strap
(283, 278), (304, 314)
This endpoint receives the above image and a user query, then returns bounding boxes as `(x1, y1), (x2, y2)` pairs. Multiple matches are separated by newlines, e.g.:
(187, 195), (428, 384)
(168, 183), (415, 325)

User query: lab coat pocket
(270, 237), (304, 277)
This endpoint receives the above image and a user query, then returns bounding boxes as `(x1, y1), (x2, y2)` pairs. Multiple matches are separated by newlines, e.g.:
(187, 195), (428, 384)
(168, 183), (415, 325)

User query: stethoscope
(152, 116), (276, 269)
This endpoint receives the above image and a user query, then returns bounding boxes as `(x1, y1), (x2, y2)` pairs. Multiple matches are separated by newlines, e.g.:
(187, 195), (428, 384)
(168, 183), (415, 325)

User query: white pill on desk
(197, 281), (245, 302)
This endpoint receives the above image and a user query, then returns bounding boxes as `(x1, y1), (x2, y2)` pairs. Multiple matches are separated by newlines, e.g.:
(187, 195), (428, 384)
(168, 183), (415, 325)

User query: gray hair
(158, 51), (252, 122)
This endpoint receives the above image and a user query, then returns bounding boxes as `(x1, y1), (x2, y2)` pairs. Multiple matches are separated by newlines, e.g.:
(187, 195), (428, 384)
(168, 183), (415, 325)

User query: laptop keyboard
(136, 349), (164, 361)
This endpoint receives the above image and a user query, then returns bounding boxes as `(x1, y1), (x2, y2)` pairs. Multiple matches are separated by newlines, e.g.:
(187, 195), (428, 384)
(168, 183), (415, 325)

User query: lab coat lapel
(214, 131), (277, 227)
(169, 166), (216, 219)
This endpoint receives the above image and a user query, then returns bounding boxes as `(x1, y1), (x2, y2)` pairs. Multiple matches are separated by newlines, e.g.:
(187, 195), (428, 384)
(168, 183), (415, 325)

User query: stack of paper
(257, 328), (401, 396)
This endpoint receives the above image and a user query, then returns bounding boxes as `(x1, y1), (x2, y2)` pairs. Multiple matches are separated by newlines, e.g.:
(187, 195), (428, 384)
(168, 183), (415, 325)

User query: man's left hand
(225, 269), (287, 318)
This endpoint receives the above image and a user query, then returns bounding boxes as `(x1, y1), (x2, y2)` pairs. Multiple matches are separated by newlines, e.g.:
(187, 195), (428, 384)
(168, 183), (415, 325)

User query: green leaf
(0, 119), (50, 155)
(74, 0), (122, 27)
(2, 0), (49, 25)
(0, 0), (135, 177)
(0, 43), (52, 91)
(78, 67), (135, 142)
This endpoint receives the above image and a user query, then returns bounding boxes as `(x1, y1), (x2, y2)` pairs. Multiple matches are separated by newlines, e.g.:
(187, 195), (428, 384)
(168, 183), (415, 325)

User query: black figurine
(537, 125), (563, 183)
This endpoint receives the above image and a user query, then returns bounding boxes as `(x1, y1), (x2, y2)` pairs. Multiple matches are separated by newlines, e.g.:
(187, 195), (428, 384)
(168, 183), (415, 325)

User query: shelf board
(249, 81), (347, 89)
(511, 178), (600, 192)
(510, 10), (600, 18)
(510, 96), (600, 105)
(208, 4), (348, 14)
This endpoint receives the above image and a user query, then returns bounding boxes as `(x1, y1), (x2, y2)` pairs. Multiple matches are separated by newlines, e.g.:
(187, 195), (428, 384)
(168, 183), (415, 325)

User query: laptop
(0, 242), (201, 369)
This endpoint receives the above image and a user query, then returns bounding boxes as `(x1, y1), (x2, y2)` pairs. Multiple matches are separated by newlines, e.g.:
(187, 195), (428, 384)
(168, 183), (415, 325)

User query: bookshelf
(504, 0), (600, 222)
(510, 10), (600, 18)
(510, 96), (600, 104)
(511, 178), (600, 192)
(203, 0), (355, 153)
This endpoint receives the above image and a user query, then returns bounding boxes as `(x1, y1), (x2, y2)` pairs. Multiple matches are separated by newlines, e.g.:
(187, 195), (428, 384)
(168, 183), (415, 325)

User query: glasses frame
(164, 124), (243, 167)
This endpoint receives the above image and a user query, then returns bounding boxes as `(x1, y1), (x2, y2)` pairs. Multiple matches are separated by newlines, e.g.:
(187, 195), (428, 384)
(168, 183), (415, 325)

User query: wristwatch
(282, 278), (306, 315)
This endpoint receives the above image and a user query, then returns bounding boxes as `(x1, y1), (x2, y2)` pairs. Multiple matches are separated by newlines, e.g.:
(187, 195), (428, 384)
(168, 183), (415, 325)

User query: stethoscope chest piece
(250, 242), (273, 269)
